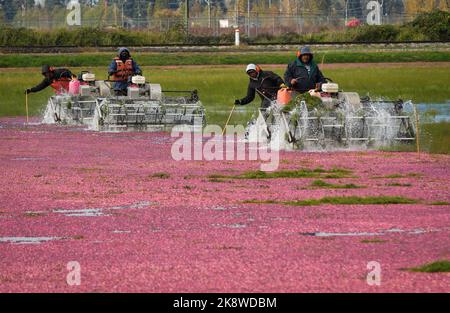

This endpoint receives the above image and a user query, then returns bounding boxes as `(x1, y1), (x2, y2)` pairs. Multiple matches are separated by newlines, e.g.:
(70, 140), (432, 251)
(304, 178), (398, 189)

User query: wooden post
(25, 92), (29, 124)
(413, 104), (420, 156)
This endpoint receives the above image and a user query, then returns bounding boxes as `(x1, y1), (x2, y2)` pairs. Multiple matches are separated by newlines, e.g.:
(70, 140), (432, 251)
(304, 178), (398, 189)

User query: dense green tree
(346, 0), (363, 19)
(383, 0), (405, 16)
(1, 0), (18, 22)
(314, 0), (333, 14)
(123, 0), (149, 19)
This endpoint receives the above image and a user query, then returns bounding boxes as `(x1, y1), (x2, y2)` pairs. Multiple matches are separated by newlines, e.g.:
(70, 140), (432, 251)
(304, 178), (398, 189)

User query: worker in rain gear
(25, 65), (73, 95)
(234, 64), (285, 110)
(284, 46), (326, 94)
(108, 47), (142, 96)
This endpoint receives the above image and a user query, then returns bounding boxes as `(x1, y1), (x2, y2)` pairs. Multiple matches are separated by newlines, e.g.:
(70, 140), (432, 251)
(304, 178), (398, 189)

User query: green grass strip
(209, 168), (353, 180)
(408, 260), (450, 273)
(150, 172), (170, 179)
(360, 239), (388, 244)
(385, 182), (413, 187)
(0, 51), (449, 68)
(243, 196), (418, 206)
(310, 179), (363, 189)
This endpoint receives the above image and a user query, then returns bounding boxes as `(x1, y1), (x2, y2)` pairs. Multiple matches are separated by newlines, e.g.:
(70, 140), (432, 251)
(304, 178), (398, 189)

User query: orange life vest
(50, 77), (71, 94)
(112, 58), (134, 81)
(45, 67), (71, 94)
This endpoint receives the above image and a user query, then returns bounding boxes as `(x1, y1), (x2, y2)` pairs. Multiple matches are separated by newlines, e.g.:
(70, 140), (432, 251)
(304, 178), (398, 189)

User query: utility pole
(121, 0), (125, 28)
(234, 0), (238, 28)
(209, 0), (212, 30)
(204, 0), (211, 29)
(102, 0), (108, 26)
(25, 0), (27, 28)
(247, 0), (250, 37)
(185, 0), (189, 38)
(345, 0), (348, 26)
(137, 0), (141, 29)
(113, 2), (118, 26)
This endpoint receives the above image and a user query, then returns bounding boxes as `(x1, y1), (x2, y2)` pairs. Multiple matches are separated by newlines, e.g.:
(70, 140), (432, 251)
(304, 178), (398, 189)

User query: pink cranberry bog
(1, 66), (449, 296)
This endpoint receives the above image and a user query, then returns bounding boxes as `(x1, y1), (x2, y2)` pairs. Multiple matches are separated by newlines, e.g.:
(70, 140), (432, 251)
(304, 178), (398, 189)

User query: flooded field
(0, 117), (448, 292)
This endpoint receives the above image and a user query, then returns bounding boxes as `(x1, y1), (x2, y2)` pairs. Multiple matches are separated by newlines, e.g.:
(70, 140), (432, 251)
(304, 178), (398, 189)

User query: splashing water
(42, 97), (58, 125)
(246, 97), (417, 152)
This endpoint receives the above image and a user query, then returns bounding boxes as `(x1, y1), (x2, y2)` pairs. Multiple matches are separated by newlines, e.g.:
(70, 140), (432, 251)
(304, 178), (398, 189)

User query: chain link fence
(1, 9), (419, 37)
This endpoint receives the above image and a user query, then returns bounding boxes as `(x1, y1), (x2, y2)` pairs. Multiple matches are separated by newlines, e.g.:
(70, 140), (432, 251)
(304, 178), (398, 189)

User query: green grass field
(0, 50), (449, 68)
(1, 64), (448, 153)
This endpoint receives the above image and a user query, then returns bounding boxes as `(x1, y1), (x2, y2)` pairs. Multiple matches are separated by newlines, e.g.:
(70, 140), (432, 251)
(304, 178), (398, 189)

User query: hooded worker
(234, 64), (285, 109)
(25, 65), (73, 95)
(108, 47), (142, 95)
(284, 46), (326, 94)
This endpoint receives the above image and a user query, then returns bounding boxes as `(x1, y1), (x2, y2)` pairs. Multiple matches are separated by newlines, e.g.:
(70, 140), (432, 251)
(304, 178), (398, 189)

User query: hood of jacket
(118, 47), (131, 60)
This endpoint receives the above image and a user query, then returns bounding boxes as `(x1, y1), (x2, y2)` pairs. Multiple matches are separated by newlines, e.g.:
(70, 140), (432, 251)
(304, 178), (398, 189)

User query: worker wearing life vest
(25, 65), (73, 95)
(108, 47), (142, 95)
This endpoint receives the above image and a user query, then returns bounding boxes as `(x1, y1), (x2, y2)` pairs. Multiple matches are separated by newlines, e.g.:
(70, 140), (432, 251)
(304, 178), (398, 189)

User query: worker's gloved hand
(280, 83), (287, 89)
(308, 89), (321, 98)
(25, 89), (31, 94)
(234, 99), (241, 105)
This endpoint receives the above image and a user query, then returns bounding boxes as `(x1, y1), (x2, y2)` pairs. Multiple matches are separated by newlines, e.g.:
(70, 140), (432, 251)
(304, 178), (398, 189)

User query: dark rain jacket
(238, 70), (284, 108)
(284, 59), (326, 93)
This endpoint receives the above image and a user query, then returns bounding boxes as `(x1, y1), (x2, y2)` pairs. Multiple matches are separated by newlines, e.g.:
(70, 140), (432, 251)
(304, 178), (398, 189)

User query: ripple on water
(0, 237), (63, 244)
(52, 201), (154, 217)
(53, 208), (106, 217)
(299, 227), (440, 237)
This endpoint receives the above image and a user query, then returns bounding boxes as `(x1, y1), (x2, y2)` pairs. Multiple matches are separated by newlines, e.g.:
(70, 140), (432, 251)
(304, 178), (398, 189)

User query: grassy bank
(0, 50), (449, 68)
